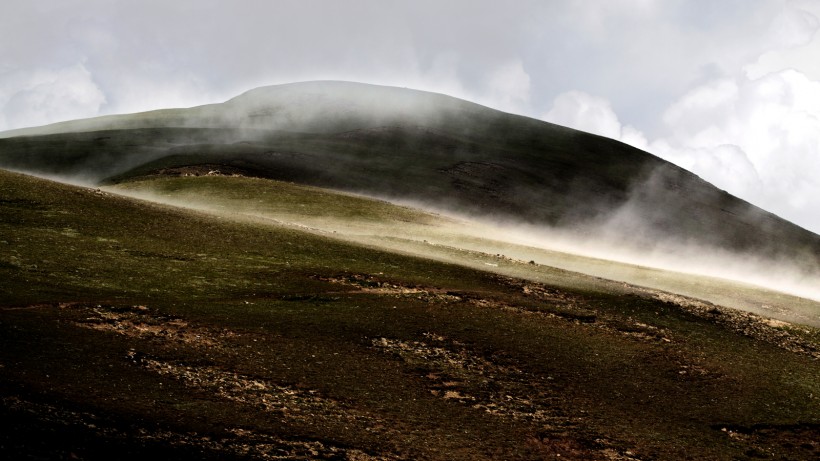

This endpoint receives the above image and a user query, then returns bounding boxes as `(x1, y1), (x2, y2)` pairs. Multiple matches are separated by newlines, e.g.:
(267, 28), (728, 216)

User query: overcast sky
(2, 0), (819, 234)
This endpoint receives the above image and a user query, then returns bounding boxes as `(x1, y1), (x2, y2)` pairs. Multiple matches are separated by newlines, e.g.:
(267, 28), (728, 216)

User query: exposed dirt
(323, 273), (679, 345)
(0, 395), (396, 460)
(149, 164), (253, 178)
(3, 277), (819, 460)
(318, 271), (820, 363)
(3, 269), (819, 461)
(8, 297), (650, 460)
(8, 302), (408, 459)
(713, 423), (820, 460)
(317, 274), (463, 303)
(72, 303), (234, 347)
(652, 291), (820, 359)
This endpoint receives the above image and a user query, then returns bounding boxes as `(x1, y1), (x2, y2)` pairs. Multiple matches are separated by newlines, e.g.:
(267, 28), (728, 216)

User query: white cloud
(541, 90), (649, 152)
(661, 78), (739, 140)
(764, 0), (820, 48)
(0, 63), (106, 130)
(619, 125), (650, 152)
(653, 70), (820, 233)
(103, 71), (218, 114)
(657, 71), (820, 168)
(542, 91), (623, 140)
(400, 52), (471, 103)
(482, 59), (532, 114)
(747, 29), (820, 81)
(652, 142), (764, 197)
(541, 67), (820, 234)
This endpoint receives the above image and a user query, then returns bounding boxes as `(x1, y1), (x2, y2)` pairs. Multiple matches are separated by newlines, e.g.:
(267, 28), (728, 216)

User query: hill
(1, 81), (818, 271)
(2, 168), (820, 460)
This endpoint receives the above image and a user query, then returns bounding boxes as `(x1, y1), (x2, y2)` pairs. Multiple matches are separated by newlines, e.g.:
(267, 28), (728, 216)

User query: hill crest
(0, 81), (817, 274)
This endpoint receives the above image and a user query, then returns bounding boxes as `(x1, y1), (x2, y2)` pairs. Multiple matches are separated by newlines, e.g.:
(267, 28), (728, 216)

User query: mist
(388, 194), (820, 301)
(101, 174), (820, 328)
(485, 219), (820, 303)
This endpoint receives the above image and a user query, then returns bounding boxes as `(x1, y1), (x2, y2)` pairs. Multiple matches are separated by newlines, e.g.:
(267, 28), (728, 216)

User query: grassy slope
(2, 169), (820, 460)
(108, 175), (820, 327)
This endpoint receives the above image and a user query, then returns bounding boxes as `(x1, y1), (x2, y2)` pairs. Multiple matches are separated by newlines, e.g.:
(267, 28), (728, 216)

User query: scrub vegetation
(2, 168), (820, 460)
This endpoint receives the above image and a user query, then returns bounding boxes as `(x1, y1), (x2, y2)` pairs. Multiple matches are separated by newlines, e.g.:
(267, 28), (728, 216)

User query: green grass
(112, 174), (440, 226)
(2, 168), (820, 460)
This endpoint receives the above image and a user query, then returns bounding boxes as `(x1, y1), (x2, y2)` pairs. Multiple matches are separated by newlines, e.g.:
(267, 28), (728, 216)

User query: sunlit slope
(110, 175), (820, 327)
(3, 168), (820, 460)
(0, 81), (818, 267)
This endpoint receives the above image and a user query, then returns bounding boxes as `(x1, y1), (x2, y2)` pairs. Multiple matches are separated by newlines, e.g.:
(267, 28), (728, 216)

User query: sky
(1, 0), (819, 234)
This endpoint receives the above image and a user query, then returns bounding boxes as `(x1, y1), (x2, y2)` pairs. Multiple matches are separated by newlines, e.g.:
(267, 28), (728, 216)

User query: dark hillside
(1, 81), (818, 267)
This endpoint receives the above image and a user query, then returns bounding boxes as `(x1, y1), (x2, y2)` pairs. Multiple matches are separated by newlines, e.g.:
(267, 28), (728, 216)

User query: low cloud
(482, 59), (532, 114)
(541, 66), (820, 235)
(542, 91), (622, 140)
(655, 69), (820, 232)
(1, 63), (106, 130)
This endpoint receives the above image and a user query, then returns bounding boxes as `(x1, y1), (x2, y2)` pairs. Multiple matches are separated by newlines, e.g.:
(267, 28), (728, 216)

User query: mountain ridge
(4, 82), (820, 460)
(0, 81), (501, 138)
(0, 80), (817, 271)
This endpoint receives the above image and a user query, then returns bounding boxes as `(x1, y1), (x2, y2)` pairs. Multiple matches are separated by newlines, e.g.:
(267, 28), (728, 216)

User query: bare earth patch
(654, 292), (820, 359)
(1, 395), (396, 461)
(69, 304), (232, 347)
(370, 334), (641, 460)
